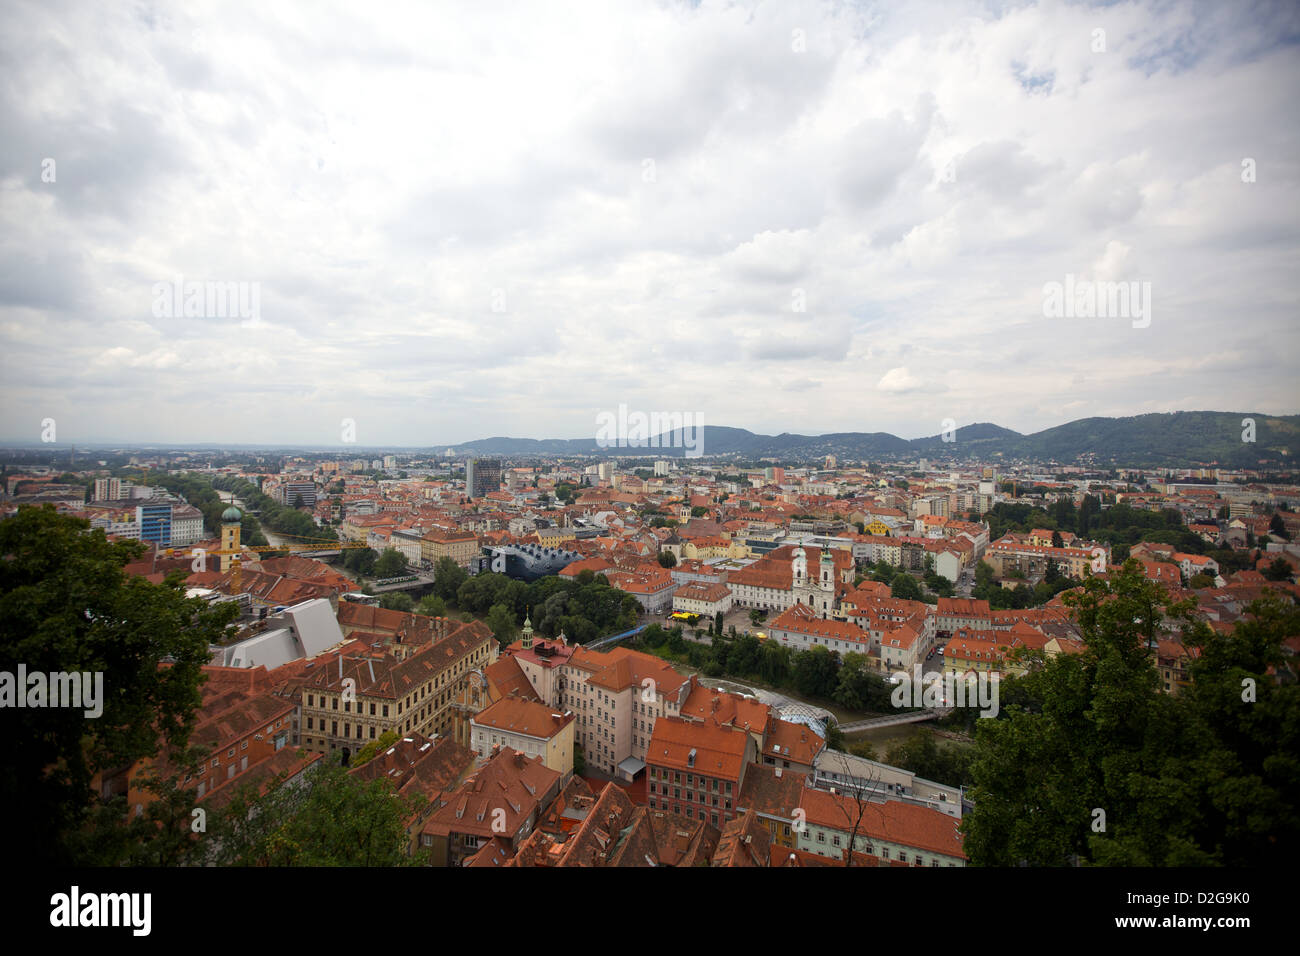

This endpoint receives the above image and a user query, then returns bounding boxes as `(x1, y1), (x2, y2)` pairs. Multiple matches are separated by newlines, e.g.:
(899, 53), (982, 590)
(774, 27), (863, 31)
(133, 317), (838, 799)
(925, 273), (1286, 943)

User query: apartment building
(504, 622), (694, 779)
(984, 538), (1107, 579)
(421, 529), (480, 568)
(299, 619), (498, 759)
(796, 786), (967, 866)
(767, 601), (872, 656)
(420, 748), (563, 867)
(935, 597), (993, 636)
(470, 696), (576, 774)
(672, 582), (733, 617)
(645, 715), (754, 828)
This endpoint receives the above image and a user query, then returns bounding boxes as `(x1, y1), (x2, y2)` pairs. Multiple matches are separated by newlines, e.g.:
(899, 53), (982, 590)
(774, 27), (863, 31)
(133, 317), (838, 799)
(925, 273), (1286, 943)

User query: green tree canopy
(0, 505), (238, 864)
(373, 547), (408, 578)
(962, 560), (1299, 866)
(210, 755), (427, 866)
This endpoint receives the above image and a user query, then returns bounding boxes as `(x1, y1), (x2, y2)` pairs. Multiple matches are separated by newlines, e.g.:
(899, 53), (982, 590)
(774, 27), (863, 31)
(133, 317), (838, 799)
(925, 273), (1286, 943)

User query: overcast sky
(2, 0), (1297, 447)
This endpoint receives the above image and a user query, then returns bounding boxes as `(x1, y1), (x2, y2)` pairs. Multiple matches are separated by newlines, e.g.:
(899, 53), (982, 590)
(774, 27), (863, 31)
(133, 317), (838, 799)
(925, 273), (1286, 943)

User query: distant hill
(442, 411), (1299, 467)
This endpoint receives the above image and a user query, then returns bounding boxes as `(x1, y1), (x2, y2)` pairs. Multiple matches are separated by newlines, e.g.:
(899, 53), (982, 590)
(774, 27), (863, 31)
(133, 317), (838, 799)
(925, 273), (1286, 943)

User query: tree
(890, 573), (923, 602)
(378, 592), (413, 612)
(0, 505), (238, 864)
(418, 594), (448, 618)
(432, 557), (468, 601)
(486, 603), (518, 646)
(373, 547), (408, 578)
(211, 755), (428, 866)
(817, 750), (887, 867)
(885, 730), (975, 789)
(1269, 513), (1290, 541)
(658, 550), (677, 568)
(1051, 530), (1064, 549)
(66, 747), (212, 866)
(345, 547), (378, 576)
(1263, 558), (1293, 582)
(291, 494), (305, 510)
(351, 731), (400, 768)
(792, 646), (840, 699)
(963, 560), (1299, 866)
(823, 715), (845, 751)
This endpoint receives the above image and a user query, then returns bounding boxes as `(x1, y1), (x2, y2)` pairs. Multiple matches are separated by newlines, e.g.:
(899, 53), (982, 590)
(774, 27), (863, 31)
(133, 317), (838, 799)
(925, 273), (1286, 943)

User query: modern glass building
(137, 502), (173, 546)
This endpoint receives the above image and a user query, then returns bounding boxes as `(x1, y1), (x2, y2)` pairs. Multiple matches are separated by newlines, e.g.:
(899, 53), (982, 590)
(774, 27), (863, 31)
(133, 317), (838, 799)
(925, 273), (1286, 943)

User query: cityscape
(0, 0), (1295, 937)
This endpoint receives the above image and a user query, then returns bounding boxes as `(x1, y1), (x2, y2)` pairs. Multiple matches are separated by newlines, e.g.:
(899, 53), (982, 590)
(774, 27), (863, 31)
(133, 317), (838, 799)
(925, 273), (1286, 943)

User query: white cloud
(878, 367), (923, 393)
(0, 0), (1296, 444)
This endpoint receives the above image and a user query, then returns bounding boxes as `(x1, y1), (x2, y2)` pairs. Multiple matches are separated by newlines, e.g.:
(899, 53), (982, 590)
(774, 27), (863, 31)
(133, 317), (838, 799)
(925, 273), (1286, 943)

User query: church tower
(521, 611), (534, 650)
(819, 548), (835, 591)
(792, 547), (808, 589)
(219, 505), (242, 572)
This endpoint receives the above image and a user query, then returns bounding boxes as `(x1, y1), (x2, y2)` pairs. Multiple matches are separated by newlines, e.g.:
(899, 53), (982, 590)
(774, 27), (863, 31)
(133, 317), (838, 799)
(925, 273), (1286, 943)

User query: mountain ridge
(447, 411), (1299, 468)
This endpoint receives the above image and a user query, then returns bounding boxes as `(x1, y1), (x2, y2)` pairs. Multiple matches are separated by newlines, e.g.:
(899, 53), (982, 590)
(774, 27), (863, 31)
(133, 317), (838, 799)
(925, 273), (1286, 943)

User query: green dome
(221, 506), (243, 523)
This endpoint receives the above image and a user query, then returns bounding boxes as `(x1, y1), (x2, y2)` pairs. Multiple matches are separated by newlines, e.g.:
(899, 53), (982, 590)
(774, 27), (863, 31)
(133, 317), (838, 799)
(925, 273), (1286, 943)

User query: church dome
(221, 506), (243, 523)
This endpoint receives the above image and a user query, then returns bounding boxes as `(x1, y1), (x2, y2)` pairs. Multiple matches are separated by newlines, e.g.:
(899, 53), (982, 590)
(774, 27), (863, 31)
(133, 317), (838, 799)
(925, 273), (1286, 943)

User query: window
(817, 832), (825, 843)
(240, 740), (248, 750)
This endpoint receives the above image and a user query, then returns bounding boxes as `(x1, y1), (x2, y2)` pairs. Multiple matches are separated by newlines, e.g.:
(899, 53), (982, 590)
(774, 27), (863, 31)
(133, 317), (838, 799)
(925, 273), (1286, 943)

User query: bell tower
(219, 505), (242, 572)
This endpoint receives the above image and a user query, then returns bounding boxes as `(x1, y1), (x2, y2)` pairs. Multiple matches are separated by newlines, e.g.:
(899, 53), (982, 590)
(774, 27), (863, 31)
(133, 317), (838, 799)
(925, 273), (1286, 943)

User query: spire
(521, 608), (533, 650)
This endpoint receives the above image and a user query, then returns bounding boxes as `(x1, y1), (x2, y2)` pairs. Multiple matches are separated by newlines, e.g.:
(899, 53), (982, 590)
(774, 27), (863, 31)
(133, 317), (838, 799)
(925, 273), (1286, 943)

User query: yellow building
(535, 526), (577, 547)
(470, 696), (577, 775)
(421, 529), (480, 567)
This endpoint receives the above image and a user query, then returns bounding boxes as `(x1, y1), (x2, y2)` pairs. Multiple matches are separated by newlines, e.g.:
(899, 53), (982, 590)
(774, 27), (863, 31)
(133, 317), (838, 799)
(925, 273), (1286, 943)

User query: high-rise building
(93, 477), (121, 501)
(137, 502), (172, 546)
(464, 458), (502, 499)
(654, 460), (670, 477)
(280, 480), (317, 509)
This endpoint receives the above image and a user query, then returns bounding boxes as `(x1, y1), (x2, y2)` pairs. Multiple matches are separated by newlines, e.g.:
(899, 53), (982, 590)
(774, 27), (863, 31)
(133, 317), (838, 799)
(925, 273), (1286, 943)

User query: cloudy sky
(2, 0), (1297, 447)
